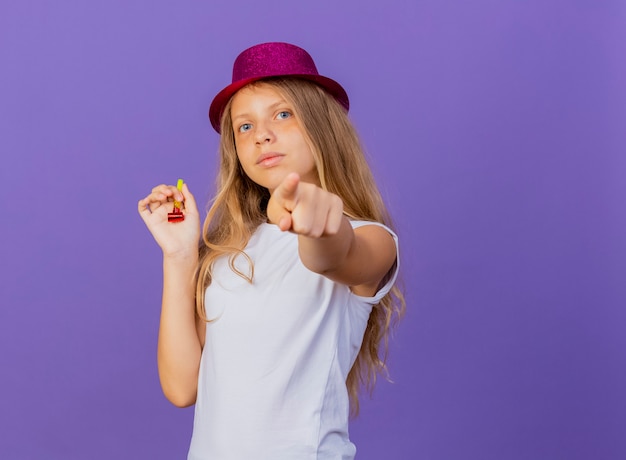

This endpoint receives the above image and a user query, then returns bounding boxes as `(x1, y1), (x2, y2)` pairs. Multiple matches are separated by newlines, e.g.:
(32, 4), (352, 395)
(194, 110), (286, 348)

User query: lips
(256, 152), (285, 167)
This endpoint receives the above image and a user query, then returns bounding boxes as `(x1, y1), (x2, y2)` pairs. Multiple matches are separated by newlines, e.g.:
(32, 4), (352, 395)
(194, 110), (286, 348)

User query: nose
(254, 122), (274, 145)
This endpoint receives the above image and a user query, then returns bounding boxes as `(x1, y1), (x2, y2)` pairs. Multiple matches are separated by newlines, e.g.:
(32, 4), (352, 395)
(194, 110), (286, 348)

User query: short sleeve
(349, 220), (400, 305)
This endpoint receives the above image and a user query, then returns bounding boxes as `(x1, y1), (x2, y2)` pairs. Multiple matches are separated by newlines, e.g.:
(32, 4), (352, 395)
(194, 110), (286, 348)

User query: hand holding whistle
(168, 179), (185, 223)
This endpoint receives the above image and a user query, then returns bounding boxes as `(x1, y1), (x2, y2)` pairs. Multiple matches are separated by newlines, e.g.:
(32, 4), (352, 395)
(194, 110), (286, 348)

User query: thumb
(181, 183), (199, 214)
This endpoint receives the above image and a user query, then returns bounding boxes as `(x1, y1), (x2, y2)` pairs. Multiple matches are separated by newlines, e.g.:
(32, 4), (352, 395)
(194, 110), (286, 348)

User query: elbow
(164, 390), (196, 408)
(157, 364), (199, 408)
(161, 384), (197, 408)
(169, 397), (196, 408)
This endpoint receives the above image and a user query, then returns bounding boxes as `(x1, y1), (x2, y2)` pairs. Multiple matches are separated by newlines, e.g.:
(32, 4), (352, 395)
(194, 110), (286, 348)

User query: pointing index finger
(274, 173), (300, 207)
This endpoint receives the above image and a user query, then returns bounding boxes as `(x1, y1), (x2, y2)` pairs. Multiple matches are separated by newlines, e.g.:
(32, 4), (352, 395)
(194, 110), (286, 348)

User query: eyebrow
(231, 100), (289, 122)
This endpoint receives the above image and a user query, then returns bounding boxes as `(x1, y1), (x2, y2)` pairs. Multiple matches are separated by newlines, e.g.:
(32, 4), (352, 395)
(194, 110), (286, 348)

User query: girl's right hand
(138, 183), (201, 258)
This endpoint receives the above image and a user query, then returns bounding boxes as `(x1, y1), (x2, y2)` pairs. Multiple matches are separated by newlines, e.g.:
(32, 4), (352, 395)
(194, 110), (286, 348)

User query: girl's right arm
(138, 183), (205, 407)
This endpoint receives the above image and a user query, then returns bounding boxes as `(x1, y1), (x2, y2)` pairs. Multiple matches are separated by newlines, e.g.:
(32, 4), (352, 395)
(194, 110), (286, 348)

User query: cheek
(234, 138), (251, 160)
(231, 143), (250, 173)
(235, 152), (249, 174)
(234, 150), (255, 178)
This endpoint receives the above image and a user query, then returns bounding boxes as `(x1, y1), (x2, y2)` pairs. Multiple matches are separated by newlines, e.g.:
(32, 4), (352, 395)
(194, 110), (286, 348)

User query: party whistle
(168, 179), (185, 223)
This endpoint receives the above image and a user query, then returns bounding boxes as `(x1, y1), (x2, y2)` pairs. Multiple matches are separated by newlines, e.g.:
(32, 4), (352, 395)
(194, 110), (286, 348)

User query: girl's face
(230, 83), (319, 193)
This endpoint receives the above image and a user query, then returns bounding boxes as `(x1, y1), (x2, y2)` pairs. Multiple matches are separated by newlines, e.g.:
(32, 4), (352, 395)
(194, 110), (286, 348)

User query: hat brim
(209, 74), (349, 133)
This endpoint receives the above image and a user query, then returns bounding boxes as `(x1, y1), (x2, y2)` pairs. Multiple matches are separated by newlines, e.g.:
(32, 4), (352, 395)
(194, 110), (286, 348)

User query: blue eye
(277, 111), (291, 120)
(239, 123), (252, 133)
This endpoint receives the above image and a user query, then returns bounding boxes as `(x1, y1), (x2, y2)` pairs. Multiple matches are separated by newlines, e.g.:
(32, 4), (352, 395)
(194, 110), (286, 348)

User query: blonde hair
(196, 78), (404, 416)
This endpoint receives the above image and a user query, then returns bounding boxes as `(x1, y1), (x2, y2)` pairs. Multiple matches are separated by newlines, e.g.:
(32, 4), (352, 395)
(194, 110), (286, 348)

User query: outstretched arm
(267, 173), (396, 297)
(138, 183), (205, 407)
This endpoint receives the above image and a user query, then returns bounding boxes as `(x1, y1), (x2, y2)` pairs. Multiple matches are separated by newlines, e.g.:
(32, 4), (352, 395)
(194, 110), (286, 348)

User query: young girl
(138, 42), (404, 460)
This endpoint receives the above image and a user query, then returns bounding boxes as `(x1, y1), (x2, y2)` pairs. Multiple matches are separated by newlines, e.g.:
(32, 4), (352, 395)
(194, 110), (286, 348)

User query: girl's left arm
(267, 173), (396, 297)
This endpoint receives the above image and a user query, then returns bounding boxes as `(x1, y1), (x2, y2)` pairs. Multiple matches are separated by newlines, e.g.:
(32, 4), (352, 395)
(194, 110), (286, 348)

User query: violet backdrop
(1, 1), (625, 459)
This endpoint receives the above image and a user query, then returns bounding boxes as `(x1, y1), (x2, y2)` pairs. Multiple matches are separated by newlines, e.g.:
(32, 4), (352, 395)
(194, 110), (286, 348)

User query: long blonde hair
(196, 78), (404, 415)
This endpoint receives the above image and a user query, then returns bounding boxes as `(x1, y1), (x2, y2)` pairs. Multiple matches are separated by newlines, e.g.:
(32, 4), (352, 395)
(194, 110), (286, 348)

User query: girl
(138, 42), (404, 460)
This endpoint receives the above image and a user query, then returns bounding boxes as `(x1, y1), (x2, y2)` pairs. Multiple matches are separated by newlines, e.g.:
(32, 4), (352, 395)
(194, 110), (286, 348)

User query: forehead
(230, 82), (288, 112)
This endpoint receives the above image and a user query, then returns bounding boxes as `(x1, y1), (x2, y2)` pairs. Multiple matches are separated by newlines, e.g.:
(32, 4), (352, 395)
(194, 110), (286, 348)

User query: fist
(267, 173), (344, 238)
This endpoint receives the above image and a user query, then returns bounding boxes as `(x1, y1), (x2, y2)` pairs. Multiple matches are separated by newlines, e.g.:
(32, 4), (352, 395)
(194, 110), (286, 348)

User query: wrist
(163, 248), (199, 266)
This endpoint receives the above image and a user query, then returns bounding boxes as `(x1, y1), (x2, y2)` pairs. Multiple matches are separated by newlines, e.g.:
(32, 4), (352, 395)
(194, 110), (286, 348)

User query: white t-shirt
(187, 221), (399, 460)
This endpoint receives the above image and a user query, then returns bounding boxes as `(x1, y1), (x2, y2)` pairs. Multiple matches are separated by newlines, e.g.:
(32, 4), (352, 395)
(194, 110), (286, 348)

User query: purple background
(1, 1), (625, 459)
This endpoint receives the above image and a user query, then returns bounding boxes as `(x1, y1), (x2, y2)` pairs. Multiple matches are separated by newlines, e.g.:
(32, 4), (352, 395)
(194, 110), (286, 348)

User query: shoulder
(346, 220), (398, 297)
(350, 220), (398, 241)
